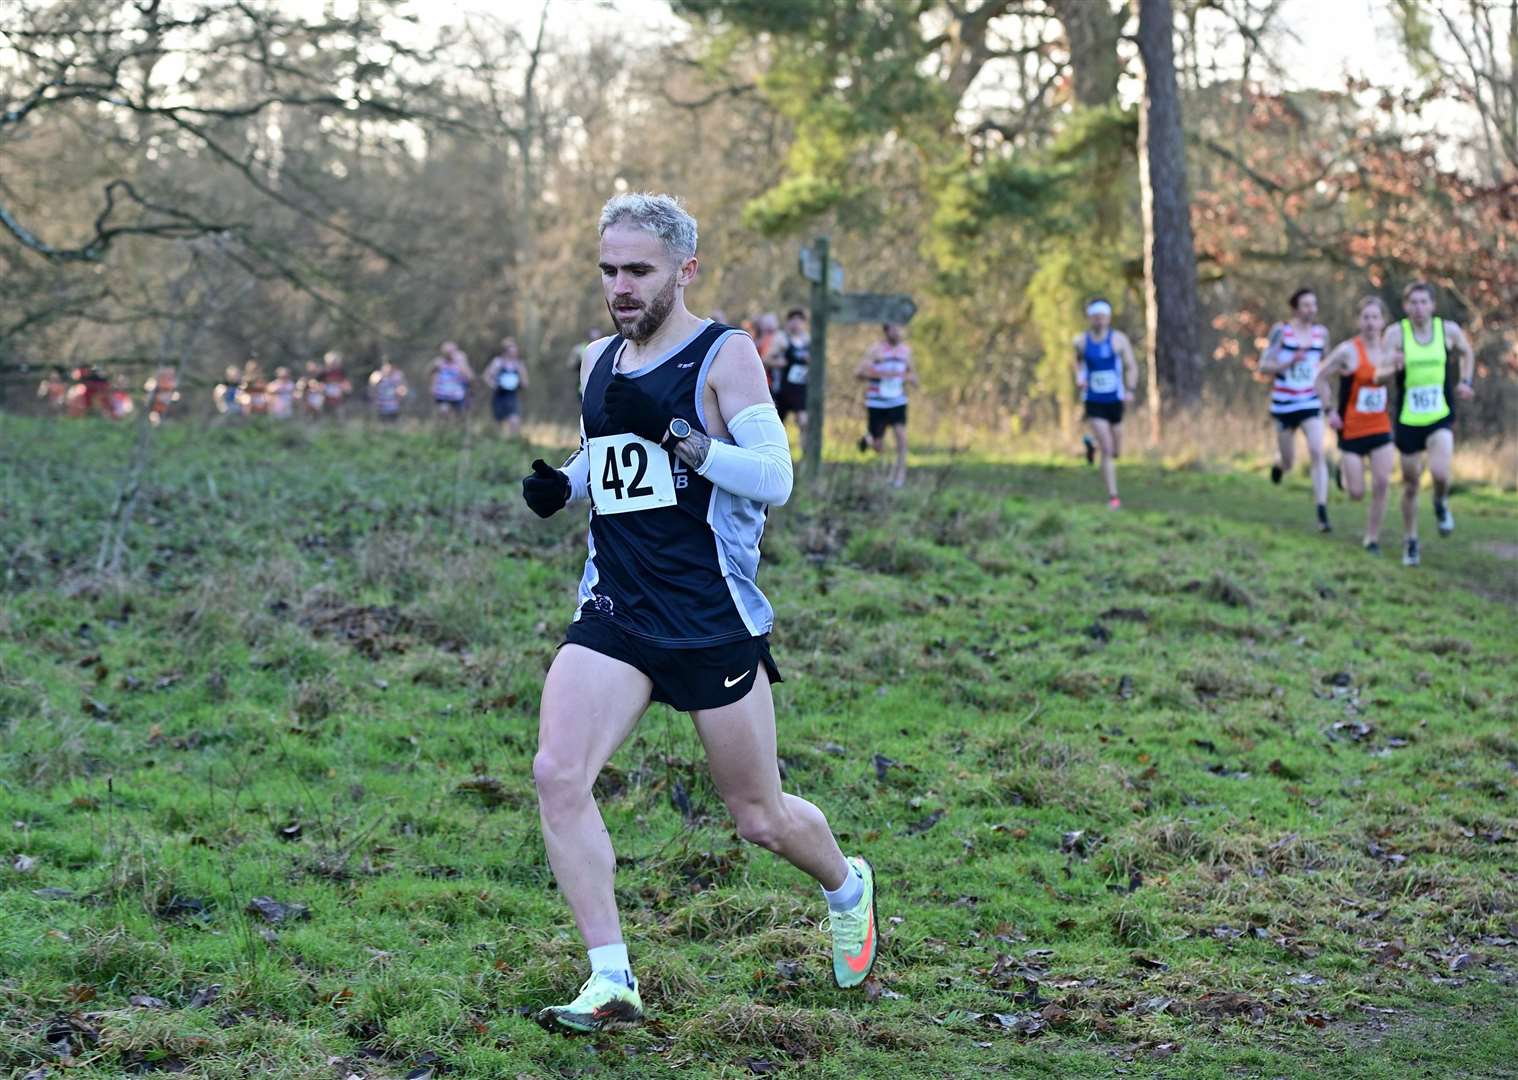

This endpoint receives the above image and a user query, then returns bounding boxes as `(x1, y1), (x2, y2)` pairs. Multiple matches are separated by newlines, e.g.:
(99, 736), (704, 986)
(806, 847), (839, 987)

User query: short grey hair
(598, 192), (698, 261)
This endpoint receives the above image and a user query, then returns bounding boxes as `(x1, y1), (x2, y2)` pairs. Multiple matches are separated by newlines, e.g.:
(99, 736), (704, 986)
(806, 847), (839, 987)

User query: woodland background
(1, 0), (1514, 442)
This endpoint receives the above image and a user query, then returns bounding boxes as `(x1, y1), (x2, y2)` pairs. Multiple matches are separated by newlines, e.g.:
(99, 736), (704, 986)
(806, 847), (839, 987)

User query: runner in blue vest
(1073, 298), (1137, 509)
(520, 193), (878, 1033)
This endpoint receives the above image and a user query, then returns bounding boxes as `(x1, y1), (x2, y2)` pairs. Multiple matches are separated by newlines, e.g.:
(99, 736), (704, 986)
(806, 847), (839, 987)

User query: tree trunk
(1050, 0), (1122, 107)
(1137, 0), (1203, 434)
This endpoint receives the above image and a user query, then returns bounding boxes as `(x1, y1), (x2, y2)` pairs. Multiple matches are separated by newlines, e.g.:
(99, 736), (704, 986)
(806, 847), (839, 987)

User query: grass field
(2, 414), (1516, 1079)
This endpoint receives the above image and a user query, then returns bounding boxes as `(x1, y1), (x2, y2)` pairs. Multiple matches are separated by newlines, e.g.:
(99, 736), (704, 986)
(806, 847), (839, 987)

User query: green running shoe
(826, 856), (879, 988)
(537, 971), (643, 1033)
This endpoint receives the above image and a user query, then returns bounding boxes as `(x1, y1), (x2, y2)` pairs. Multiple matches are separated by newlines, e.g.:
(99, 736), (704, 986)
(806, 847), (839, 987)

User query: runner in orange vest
(1315, 297), (1395, 554)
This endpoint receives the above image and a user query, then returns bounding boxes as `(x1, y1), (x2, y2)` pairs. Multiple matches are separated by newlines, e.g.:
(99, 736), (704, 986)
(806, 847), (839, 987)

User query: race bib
(1407, 385), (1445, 415)
(324, 383), (341, 398)
(1355, 385), (1387, 414)
(876, 377), (904, 399)
(786, 363), (808, 385)
(1286, 359), (1315, 384)
(588, 433), (677, 515)
(1088, 369), (1119, 395)
(498, 370), (520, 391)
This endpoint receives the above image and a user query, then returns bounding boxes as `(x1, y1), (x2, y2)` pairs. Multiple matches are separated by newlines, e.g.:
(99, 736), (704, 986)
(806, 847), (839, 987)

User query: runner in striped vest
(1260, 286), (1333, 532)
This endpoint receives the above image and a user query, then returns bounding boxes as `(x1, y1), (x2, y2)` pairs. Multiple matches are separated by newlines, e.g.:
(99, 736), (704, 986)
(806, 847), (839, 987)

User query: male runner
(1072, 298), (1137, 509)
(520, 193), (878, 1033)
(767, 308), (811, 442)
(1314, 297), (1396, 553)
(1260, 287), (1333, 531)
(1374, 281), (1476, 566)
(856, 322), (917, 488)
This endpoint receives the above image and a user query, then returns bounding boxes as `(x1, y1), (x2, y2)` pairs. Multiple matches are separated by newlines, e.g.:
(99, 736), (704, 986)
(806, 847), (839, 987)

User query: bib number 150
(588, 433), (677, 514)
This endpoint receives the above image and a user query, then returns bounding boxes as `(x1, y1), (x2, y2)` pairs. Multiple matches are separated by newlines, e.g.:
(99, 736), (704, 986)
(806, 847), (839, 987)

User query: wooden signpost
(798, 236), (917, 480)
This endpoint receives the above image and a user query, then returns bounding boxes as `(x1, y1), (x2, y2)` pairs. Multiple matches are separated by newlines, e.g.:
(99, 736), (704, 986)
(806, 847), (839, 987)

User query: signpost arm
(804, 236), (829, 482)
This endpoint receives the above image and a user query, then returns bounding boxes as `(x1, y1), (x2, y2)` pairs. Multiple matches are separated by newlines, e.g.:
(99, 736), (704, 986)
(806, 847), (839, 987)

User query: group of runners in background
(1074, 280), (1476, 566)
(35, 278), (1475, 562)
(742, 308), (919, 487)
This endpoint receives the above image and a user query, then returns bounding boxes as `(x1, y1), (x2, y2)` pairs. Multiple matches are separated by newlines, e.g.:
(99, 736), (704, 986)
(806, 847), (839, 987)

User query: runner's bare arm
(1116, 332), (1138, 394)
(1258, 323), (1285, 375)
(518, 362), (530, 389)
(1373, 326), (1403, 385)
(855, 346), (880, 381)
(1071, 335), (1086, 387)
(581, 336), (616, 396)
(762, 335), (787, 371)
(1447, 322), (1476, 398)
(1314, 342), (1350, 413)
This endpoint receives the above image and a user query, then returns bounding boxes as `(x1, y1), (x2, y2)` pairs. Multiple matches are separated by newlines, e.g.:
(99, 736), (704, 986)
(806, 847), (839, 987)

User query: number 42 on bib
(588, 433), (678, 515)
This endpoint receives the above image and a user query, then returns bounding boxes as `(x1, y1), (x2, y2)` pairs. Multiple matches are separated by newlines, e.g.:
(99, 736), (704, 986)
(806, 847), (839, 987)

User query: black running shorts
(1338, 432), (1392, 456)
(1272, 407), (1321, 431)
(562, 617), (782, 712)
(867, 404), (907, 438)
(1394, 415), (1454, 455)
(1084, 400), (1124, 424)
(775, 383), (808, 421)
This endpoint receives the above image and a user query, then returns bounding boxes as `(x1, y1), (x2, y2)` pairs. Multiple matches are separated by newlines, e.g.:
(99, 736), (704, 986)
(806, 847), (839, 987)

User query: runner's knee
(532, 749), (591, 809)
(730, 800), (787, 852)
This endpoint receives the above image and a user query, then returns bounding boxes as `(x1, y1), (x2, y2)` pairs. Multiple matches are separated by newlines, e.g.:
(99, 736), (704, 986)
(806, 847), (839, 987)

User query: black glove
(521, 458), (570, 519)
(603, 375), (669, 444)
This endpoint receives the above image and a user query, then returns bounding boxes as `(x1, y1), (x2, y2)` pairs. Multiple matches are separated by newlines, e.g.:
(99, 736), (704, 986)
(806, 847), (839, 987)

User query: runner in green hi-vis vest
(1373, 281), (1477, 567)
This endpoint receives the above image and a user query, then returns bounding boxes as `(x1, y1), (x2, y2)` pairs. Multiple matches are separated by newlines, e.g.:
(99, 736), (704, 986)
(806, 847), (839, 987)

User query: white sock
(587, 942), (631, 986)
(822, 859), (864, 912)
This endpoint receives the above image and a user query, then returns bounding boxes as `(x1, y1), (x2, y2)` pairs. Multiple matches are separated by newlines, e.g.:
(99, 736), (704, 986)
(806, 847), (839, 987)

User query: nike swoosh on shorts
(723, 670), (751, 688)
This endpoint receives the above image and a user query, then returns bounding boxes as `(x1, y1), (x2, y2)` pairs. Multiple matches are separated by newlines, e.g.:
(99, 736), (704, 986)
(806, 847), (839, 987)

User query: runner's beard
(610, 273), (677, 344)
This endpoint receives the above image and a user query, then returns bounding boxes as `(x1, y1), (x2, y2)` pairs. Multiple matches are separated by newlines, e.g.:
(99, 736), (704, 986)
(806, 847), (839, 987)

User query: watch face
(670, 418), (692, 439)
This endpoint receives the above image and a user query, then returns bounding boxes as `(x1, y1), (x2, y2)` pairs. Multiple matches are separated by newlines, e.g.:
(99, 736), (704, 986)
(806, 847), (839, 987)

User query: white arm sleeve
(562, 441), (590, 503)
(695, 403), (794, 506)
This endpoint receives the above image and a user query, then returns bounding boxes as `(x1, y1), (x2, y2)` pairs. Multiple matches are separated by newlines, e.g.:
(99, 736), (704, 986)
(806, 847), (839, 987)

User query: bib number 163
(588, 433), (677, 515)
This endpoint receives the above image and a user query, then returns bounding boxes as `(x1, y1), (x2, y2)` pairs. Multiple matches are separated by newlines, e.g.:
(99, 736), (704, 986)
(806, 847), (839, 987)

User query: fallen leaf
(1302, 1012), (1329, 1028)
(905, 809), (944, 835)
(1130, 953), (1168, 971)
(12, 853), (37, 873)
(33, 887), (75, 900)
(1149, 1041), (1182, 1060)
(245, 896), (311, 924)
(872, 753), (898, 781)
(187, 984), (221, 1008)
(130, 994), (168, 1009)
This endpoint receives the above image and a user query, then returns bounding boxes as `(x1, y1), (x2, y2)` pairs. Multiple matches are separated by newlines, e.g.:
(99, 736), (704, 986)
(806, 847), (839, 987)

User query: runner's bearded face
(1087, 311), (1110, 335)
(599, 224), (687, 345)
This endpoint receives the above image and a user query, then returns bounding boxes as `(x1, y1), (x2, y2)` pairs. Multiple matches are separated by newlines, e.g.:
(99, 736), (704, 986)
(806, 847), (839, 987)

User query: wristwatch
(662, 417), (692, 448)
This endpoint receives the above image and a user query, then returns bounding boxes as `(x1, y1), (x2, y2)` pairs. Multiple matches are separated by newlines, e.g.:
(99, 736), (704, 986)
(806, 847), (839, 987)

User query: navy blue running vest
(1081, 332), (1123, 403)
(575, 320), (774, 647)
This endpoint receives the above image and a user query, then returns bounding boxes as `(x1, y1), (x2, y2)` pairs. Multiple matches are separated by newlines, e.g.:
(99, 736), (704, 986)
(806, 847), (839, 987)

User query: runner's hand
(1456, 382), (1475, 401)
(522, 459), (570, 518)
(603, 375), (669, 443)
(1327, 410), (1343, 431)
